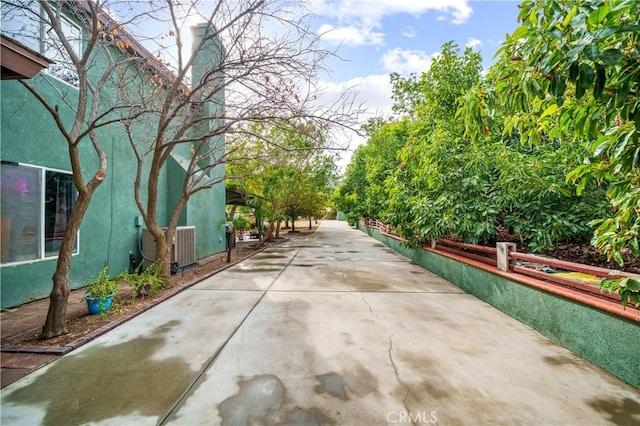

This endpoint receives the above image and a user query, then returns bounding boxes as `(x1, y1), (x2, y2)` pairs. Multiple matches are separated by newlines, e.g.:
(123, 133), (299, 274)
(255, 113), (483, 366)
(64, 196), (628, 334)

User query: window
(1, 163), (78, 265)
(0, 2), (40, 52)
(0, 3), (82, 87)
(42, 14), (81, 87)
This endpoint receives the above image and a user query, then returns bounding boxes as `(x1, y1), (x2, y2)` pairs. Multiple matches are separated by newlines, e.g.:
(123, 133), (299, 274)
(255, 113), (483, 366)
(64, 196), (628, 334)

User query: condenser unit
(142, 226), (196, 269)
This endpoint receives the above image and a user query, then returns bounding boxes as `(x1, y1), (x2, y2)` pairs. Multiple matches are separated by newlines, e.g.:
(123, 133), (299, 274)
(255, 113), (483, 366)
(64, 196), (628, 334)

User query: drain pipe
(128, 252), (137, 274)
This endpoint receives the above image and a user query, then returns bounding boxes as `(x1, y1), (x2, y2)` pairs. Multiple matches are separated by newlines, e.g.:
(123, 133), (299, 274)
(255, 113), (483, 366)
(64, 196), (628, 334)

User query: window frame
(0, 162), (80, 266)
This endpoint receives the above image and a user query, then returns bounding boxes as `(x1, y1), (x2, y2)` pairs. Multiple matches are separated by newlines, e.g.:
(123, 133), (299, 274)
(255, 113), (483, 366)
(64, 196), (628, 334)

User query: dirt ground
(2, 221), (319, 349)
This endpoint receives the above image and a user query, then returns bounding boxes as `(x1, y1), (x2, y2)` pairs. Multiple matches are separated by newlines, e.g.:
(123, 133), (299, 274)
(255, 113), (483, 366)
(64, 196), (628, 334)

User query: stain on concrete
(215, 370), (336, 426)
(284, 300), (310, 330)
(315, 366), (378, 401)
(396, 352), (527, 423)
(315, 373), (347, 400)
(542, 354), (589, 370)
(280, 406), (336, 426)
(344, 271), (390, 292)
(250, 261), (288, 267)
(342, 365), (379, 397)
(156, 319), (181, 332)
(230, 267), (283, 273)
(391, 352), (447, 418)
(3, 320), (194, 425)
(218, 375), (285, 426)
(587, 396), (640, 426)
(253, 254), (290, 260)
(341, 332), (354, 346)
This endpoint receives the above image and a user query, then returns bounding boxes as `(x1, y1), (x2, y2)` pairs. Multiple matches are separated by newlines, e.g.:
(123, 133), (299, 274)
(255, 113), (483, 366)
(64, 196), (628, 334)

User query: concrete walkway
(1, 221), (639, 425)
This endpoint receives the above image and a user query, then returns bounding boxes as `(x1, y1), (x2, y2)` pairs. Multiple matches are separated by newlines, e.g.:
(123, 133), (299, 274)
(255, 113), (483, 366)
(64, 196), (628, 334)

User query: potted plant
(84, 266), (119, 315)
(116, 262), (166, 298)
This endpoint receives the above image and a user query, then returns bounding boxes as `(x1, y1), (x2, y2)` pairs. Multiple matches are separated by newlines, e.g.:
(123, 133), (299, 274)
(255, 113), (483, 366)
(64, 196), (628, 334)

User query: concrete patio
(2, 221), (639, 425)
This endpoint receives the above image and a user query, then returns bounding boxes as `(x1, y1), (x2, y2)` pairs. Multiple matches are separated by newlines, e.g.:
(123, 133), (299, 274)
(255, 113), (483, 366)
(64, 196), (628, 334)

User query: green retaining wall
(358, 224), (640, 390)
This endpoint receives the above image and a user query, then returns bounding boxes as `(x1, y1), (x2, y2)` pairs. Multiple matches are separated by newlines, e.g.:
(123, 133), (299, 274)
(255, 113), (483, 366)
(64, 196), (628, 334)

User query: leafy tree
(293, 154), (336, 229)
(462, 0), (639, 305)
(227, 122), (337, 237)
(385, 42), (484, 245)
(363, 120), (408, 220)
(333, 146), (368, 225)
(342, 38), (609, 257)
(333, 117), (406, 225)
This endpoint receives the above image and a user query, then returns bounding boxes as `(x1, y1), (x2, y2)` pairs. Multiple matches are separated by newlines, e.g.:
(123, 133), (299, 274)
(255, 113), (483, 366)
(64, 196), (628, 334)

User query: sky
(305, 0), (523, 169)
(126, 0), (524, 170)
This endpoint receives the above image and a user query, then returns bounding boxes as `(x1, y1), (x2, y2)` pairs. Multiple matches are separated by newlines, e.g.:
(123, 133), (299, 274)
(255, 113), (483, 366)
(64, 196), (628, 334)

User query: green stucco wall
(187, 181), (226, 257)
(1, 27), (227, 308)
(358, 224), (640, 390)
(1, 76), (146, 307)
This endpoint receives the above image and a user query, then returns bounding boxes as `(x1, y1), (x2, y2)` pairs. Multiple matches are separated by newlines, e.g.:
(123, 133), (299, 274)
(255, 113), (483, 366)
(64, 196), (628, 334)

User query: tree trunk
(226, 229), (236, 263)
(291, 220), (296, 232)
(265, 222), (275, 242)
(308, 216), (312, 230)
(153, 228), (171, 279)
(284, 218), (289, 229)
(275, 219), (282, 238)
(41, 188), (95, 338)
(41, 266), (71, 338)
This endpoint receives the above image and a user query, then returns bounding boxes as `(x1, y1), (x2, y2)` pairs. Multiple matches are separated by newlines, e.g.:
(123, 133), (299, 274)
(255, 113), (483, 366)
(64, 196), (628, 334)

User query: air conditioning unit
(142, 226), (196, 269)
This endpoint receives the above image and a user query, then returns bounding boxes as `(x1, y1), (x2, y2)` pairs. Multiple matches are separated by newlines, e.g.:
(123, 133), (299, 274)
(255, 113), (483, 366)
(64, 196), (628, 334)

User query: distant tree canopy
(227, 122), (337, 237)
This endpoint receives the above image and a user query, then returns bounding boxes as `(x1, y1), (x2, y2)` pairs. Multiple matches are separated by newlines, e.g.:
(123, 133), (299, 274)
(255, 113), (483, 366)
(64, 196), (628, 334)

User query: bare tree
(119, 0), (362, 278)
(1, 0), (162, 338)
(2, 0), (361, 337)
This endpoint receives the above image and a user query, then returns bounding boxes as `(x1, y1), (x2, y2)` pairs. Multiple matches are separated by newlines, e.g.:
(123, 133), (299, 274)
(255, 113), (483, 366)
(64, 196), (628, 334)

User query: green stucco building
(1, 6), (226, 308)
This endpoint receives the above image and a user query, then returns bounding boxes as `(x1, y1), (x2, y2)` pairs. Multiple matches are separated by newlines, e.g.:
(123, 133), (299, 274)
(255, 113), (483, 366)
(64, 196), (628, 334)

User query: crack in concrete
(341, 271), (353, 292)
(359, 291), (378, 322)
(342, 266), (380, 323)
(387, 332), (416, 426)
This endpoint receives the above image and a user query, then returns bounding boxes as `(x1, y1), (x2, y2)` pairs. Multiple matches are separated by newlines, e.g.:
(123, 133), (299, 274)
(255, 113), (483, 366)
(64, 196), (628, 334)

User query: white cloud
(319, 74), (393, 119)
(314, 1), (473, 46)
(402, 26), (416, 38)
(318, 74), (394, 170)
(382, 48), (436, 74)
(318, 22), (384, 46)
(310, 0), (473, 24)
(466, 37), (483, 49)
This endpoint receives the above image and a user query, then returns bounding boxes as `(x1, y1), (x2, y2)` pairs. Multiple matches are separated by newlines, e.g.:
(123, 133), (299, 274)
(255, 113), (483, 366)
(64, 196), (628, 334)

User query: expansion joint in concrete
(157, 248), (302, 425)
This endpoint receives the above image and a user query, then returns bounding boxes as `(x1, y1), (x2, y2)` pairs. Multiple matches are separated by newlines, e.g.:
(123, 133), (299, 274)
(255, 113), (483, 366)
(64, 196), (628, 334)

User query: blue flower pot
(84, 292), (115, 315)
